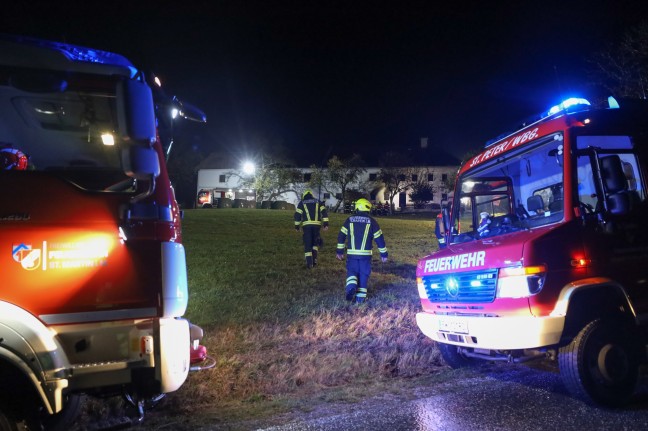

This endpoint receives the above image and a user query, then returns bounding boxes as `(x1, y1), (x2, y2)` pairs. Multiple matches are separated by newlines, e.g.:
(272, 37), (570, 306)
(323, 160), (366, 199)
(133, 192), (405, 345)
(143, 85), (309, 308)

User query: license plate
(438, 317), (469, 334)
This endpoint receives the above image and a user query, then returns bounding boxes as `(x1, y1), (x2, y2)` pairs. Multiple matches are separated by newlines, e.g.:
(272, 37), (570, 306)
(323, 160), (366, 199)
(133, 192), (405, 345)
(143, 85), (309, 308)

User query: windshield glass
(450, 134), (565, 244)
(0, 68), (134, 192)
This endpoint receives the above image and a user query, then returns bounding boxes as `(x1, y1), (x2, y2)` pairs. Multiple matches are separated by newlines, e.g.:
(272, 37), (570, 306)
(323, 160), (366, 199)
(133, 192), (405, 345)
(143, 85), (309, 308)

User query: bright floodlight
(243, 161), (256, 175)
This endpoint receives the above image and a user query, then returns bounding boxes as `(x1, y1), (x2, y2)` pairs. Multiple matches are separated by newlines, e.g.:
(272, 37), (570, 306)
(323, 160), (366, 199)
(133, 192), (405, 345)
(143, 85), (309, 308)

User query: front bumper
(416, 312), (565, 350)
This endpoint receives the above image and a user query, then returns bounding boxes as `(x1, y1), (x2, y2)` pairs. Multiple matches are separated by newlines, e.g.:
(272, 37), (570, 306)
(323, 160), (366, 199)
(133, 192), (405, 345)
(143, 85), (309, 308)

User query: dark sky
(4, 1), (647, 165)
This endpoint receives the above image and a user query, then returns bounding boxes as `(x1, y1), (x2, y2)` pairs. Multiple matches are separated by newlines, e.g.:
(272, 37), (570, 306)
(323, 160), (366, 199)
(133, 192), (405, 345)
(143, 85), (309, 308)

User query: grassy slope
(149, 209), (444, 427)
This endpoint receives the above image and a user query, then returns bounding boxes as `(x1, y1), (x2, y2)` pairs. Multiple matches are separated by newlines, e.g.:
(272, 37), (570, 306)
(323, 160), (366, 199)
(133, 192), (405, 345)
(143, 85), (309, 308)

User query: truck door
(575, 135), (648, 309)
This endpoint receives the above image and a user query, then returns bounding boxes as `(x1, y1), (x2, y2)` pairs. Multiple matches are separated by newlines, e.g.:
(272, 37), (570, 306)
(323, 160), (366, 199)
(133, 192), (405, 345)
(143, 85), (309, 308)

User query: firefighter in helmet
(0, 144), (29, 170)
(294, 189), (329, 268)
(336, 198), (388, 303)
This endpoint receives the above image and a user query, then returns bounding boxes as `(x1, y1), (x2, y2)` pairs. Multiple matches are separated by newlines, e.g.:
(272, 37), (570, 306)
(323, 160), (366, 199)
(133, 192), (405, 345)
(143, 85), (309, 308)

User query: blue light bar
(0, 34), (138, 77)
(547, 97), (591, 116)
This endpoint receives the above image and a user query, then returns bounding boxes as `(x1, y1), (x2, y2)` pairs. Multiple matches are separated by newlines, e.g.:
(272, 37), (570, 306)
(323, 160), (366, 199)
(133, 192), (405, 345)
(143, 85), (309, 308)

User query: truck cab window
(450, 135), (564, 243)
(576, 135), (646, 215)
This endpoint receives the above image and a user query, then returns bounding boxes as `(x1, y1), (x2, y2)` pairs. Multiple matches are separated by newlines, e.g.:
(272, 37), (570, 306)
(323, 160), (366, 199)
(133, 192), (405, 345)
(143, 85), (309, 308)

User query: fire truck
(416, 96), (648, 407)
(0, 35), (210, 429)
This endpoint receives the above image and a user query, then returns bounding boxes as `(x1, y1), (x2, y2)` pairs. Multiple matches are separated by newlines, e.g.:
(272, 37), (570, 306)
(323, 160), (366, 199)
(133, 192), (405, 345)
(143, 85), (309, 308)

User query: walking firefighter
(336, 198), (388, 303)
(294, 189), (329, 268)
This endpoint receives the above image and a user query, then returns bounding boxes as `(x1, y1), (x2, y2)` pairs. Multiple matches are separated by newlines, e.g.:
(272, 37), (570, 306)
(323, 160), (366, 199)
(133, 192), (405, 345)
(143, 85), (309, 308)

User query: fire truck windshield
(1, 68), (136, 192)
(451, 134), (565, 243)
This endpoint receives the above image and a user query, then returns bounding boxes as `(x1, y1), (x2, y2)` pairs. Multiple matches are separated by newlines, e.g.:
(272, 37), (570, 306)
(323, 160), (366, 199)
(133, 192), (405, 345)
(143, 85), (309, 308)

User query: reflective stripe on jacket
(294, 198), (329, 227)
(337, 212), (387, 257)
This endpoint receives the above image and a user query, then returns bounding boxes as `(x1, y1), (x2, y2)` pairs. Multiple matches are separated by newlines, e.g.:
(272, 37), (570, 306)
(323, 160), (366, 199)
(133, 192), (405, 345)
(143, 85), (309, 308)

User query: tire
(558, 319), (639, 407)
(40, 394), (84, 431)
(0, 409), (20, 431)
(437, 343), (473, 369)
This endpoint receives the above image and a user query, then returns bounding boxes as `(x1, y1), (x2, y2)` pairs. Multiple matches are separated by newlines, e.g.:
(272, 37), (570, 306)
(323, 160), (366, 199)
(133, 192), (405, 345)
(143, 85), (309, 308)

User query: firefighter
(336, 198), (388, 303)
(434, 212), (447, 249)
(294, 189), (329, 268)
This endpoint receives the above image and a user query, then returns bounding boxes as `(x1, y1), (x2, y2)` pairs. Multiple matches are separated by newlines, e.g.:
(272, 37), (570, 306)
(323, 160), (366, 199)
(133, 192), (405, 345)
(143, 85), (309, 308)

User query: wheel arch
(0, 301), (70, 415)
(554, 277), (638, 346)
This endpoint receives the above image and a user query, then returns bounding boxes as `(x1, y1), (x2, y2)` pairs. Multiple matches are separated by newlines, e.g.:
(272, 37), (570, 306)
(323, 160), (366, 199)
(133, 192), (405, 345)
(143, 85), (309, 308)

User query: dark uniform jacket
(336, 212), (388, 258)
(294, 197), (329, 228)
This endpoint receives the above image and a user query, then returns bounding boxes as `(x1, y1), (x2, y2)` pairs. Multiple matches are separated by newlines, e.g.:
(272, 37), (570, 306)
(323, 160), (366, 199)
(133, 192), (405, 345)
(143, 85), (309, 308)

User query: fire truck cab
(0, 35), (209, 429)
(416, 96), (648, 406)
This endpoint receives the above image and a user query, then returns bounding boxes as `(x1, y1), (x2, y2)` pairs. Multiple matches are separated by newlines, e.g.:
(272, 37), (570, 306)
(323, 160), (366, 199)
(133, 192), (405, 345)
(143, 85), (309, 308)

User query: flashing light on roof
(608, 96), (620, 109)
(547, 98), (591, 116)
(4, 35), (139, 78)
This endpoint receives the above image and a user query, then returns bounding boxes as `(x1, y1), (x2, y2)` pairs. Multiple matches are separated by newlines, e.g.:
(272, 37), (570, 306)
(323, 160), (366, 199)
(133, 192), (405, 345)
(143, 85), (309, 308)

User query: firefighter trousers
(345, 256), (372, 302)
(302, 225), (321, 268)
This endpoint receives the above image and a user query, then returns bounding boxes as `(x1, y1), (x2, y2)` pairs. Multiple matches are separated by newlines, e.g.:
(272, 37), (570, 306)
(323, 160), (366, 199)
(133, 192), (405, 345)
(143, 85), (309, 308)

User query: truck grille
(422, 269), (498, 303)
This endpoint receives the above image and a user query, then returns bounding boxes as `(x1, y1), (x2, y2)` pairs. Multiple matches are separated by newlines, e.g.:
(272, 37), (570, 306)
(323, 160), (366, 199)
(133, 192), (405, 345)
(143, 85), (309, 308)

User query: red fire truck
(416, 96), (648, 407)
(0, 35), (210, 429)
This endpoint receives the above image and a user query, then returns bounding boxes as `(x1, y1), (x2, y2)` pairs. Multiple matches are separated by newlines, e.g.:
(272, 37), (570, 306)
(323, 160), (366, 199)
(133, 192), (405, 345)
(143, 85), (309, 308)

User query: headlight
(497, 265), (546, 298)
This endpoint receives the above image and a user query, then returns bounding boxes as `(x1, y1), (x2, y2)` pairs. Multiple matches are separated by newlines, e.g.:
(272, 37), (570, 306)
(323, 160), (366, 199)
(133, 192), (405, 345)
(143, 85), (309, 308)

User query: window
(369, 173), (377, 181)
(442, 193), (448, 201)
(441, 174), (448, 182)
(219, 174), (226, 183)
(412, 174), (418, 182)
(451, 135), (565, 244)
(335, 193), (343, 200)
(428, 173), (434, 181)
(323, 193), (331, 199)
(303, 173), (312, 182)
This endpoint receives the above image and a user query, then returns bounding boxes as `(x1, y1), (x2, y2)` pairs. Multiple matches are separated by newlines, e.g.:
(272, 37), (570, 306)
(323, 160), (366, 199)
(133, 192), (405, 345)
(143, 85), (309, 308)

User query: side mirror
(121, 145), (160, 180)
(117, 79), (157, 144)
(600, 155), (626, 194)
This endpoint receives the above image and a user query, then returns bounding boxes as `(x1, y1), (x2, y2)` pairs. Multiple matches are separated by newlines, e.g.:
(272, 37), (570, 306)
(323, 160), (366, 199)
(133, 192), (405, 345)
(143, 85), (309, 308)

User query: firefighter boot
(312, 249), (318, 267)
(355, 287), (368, 304)
(345, 276), (358, 301)
(305, 252), (313, 269)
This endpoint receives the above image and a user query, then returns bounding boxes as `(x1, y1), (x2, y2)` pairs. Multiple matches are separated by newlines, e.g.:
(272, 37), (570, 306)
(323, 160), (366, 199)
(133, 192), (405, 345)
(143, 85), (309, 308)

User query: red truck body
(416, 97), (648, 406)
(0, 35), (208, 429)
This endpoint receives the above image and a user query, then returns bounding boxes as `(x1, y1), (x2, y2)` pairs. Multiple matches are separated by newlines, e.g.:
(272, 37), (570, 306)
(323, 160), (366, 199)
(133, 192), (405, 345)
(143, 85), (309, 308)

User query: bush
(271, 200), (295, 211)
(218, 198), (232, 208)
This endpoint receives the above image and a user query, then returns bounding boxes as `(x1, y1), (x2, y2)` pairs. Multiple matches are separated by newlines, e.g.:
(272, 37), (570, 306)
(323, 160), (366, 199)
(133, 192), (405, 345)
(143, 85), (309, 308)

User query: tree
(375, 166), (414, 213)
(232, 155), (302, 203)
(373, 150), (420, 213)
(589, 22), (648, 99)
(409, 181), (436, 208)
(315, 154), (366, 212)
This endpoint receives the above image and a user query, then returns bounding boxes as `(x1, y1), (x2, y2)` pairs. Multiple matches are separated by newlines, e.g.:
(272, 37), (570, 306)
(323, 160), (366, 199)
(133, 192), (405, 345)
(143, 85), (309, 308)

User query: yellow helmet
(302, 189), (313, 199)
(355, 198), (372, 212)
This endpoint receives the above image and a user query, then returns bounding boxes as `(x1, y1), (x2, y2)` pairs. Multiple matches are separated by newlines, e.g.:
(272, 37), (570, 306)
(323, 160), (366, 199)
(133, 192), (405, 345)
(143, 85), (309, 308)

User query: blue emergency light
(546, 97), (591, 116)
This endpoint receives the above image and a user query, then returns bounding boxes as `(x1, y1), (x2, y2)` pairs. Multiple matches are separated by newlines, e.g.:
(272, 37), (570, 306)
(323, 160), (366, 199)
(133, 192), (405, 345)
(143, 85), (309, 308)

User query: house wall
(196, 166), (458, 210)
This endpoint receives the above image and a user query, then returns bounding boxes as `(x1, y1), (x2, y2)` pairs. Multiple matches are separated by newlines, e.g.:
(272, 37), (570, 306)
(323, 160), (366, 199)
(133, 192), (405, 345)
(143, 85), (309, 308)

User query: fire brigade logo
(12, 243), (41, 270)
(444, 277), (460, 298)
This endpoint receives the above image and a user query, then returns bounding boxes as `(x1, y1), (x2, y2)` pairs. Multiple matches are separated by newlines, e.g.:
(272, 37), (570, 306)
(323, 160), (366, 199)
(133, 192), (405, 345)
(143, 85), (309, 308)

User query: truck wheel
(438, 343), (473, 368)
(40, 394), (84, 431)
(0, 410), (19, 431)
(558, 319), (639, 407)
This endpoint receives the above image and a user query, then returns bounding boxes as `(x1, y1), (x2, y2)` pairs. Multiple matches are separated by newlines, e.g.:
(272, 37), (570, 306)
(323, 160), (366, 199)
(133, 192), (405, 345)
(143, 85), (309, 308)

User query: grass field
(103, 208), (445, 429)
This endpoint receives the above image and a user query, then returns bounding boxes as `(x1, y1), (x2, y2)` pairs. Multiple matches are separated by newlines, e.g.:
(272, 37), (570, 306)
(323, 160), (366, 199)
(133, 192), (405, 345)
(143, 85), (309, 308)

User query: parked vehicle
(415, 96), (648, 407)
(0, 35), (211, 429)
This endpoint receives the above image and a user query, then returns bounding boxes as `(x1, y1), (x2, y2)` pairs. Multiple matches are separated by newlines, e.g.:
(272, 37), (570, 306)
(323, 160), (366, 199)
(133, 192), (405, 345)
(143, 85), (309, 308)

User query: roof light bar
(547, 98), (591, 116)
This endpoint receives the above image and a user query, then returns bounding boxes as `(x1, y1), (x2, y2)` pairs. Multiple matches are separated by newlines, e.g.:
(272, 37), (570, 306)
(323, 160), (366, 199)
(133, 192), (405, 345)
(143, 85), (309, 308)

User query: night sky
(4, 1), (647, 165)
